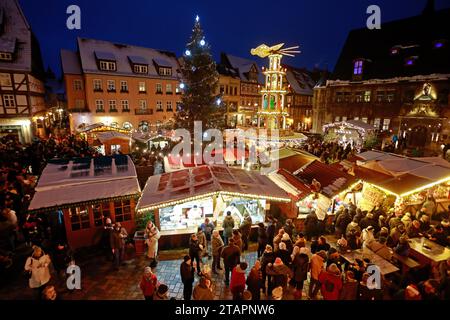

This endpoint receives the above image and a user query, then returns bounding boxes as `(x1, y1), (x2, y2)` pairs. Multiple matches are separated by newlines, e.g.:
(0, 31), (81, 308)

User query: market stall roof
(278, 152), (317, 173)
(96, 131), (130, 144)
(78, 122), (130, 134)
(269, 169), (312, 200)
(29, 155), (140, 211)
(137, 165), (291, 211)
(294, 160), (356, 198)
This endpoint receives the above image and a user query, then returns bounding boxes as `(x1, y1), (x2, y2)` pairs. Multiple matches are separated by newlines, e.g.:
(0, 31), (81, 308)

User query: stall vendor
(187, 205), (203, 220)
(223, 203), (243, 224)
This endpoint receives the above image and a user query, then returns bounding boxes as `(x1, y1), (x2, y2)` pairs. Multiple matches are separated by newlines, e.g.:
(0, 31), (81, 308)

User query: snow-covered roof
(285, 67), (314, 96)
(60, 49), (82, 75)
(96, 131), (130, 144)
(76, 37), (181, 78)
(137, 165), (290, 211)
(29, 155), (140, 211)
(224, 54), (264, 84)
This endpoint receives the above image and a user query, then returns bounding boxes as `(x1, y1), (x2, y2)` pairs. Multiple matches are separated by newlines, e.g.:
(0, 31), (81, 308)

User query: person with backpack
(140, 267), (158, 300)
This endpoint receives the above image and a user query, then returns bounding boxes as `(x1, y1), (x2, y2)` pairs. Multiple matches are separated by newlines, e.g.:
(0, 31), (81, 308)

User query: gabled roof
(137, 165), (290, 211)
(60, 49), (82, 75)
(75, 37), (181, 78)
(331, 7), (450, 81)
(284, 65), (315, 96)
(221, 53), (264, 84)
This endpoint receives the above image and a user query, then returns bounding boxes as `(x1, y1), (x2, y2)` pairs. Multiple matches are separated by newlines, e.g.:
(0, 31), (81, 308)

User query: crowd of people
(301, 139), (357, 164)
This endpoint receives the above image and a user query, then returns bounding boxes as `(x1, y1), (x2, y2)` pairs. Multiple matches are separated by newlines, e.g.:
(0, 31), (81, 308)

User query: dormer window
(95, 51), (116, 71)
(153, 58), (172, 76)
(0, 38), (16, 61)
(353, 60), (363, 75)
(128, 56), (149, 74)
(0, 52), (12, 61)
(133, 65), (148, 74)
(159, 67), (172, 76)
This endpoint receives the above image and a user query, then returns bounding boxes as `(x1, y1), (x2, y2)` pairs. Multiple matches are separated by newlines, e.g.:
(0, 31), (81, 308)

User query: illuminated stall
(322, 120), (375, 151)
(136, 165), (291, 248)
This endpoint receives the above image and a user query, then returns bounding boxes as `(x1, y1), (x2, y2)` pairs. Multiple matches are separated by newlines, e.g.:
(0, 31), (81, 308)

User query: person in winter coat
(193, 276), (214, 300)
(24, 246), (52, 300)
(154, 284), (170, 300)
(362, 226), (376, 249)
(273, 229), (285, 253)
(345, 218), (361, 238)
(180, 255), (195, 300)
(291, 247), (309, 299)
(230, 262), (248, 300)
(110, 223), (127, 269)
(387, 224), (405, 248)
(232, 229), (243, 251)
(283, 219), (296, 240)
(239, 215), (252, 251)
(246, 260), (263, 300)
(260, 244), (275, 294)
(394, 236), (410, 257)
(189, 233), (203, 275)
(281, 233), (294, 254)
(196, 227), (207, 258)
(308, 250), (327, 299)
(200, 218), (215, 257)
(304, 210), (319, 240)
(335, 209), (352, 238)
(319, 263), (343, 300)
(221, 238), (241, 285)
(211, 230), (224, 274)
(266, 218), (276, 248)
(358, 272), (382, 300)
(145, 221), (160, 268)
(257, 223), (268, 258)
(407, 220), (423, 238)
(140, 267), (158, 300)
(339, 270), (358, 300)
(294, 232), (306, 248)
(266, 257), (293, 295)
(276, 242), (291, 267)
(222, 211), (235, 245)
(51, 242), (73, 280)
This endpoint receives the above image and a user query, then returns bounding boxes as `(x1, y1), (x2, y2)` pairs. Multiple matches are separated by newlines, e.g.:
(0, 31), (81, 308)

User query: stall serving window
(69, 206), (90, 231)
(215, 197), (266, 228)
(159, 198), (213, 231)
(114, 199), (132, 222)
(92, 202), (111, 226)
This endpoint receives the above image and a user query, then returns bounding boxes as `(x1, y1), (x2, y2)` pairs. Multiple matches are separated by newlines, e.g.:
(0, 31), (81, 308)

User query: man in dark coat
(221, 238), (241, 285)
(180, 255), (195, 300)
(304, 210), (319, 241)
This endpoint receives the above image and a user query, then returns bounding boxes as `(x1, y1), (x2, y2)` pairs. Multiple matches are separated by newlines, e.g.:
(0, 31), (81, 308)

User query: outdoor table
(408, 237), (450, 263)
(340, 247), (399, 275)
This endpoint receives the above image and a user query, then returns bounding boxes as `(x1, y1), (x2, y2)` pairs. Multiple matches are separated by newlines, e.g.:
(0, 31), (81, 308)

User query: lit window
(120, 81), (128, 92)
(73, 80), (82, 91)
(156, 100), (163, 112)
(134, 65), (148, 74)
(353, 60), (363, 75)
(166, 101), (173, 111)
(159, 67), (172, 76)
(354, 117), (359, 121)
(0, 73), (12, 86)
(69, 206), (90, 231)
(382, 119), (390, 130)
(342, 116), (347, 121)
(93, 79), (102, 91)
(0, 52), (13, 61)
(362, 117), (368, 123)
(156, 83), (162, 93)
(114, 200), (132, 222)
(376, 91), (385, 102)
(109, 100), (117, 111)
(107, 80), (115, 91)
(139, 100), (147, 109)
(95, 100), (104, 112)
(355, 91), (364, 103)
(121, 100), (129, 111)
(139, 82), (146, 93)
(166, 84), (173, 94)
(99, 61), (116, 71)
(364, 91), (371, 102)
(386, 91), (395, 102)
(92, 202), (111, 227)
(374, 118), (381, 129)
(3, 94), (15, 107)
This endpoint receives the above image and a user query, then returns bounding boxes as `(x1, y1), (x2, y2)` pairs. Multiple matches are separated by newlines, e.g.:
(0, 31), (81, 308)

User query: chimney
(422, 0), (435, 15)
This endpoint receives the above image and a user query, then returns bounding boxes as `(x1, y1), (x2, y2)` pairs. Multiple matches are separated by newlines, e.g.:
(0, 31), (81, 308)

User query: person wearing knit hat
(271, 286), (283, 300)
(266, 257), (293, 294)
(140, 265), (158, 300)
(273, 257), (283, 266)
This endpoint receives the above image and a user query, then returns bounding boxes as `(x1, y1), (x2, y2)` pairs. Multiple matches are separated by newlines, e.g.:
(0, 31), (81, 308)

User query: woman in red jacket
(140, 267), (158, 300)
(230, 262), (248, 300)
(318, 263), (343, 300)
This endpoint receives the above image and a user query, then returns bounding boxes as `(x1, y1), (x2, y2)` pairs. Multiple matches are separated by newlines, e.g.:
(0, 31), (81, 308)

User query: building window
(109, 100), (117, 112)
(123, 122), (132, 130)
(133, 65), (148, 74)
(362, 117), (368, 123)
(376, 91), (385, 103)
(107, 80), (115, 91)
(386, 91), (395, 102)
(159, 67), (172, 76)
(3, 94), (15, 107)
(139, 121), (149, 132)
(92, 202), (111, 227)
(176, 84), (182, 94)
(93, 79), (102, 91)
(139, 82), (146, 93)
(156, 100), (163, 112)
(343, 92), (351, 102)
(0, 52), (13, 61)
(364, 91), (371, 102)
(69, 206), (90, 231)
(336, 92), (343, 103)
(374, 118), (381, 129)
(121, 100), (129, 111)
(95, 99), (104, 112)
(355, 91), (364, 103)
(335, 116), (340, 122)
(156, 83), (162, 94)
(99, 61), (116, 71)
(354, 117), (359, 121)
(114, 199), (131, 222)
(73, 80), (82, 91)
(166, 101), (173, 112)
(110, 122), (119, 128)
(220, 85), (225, 94)
(353, 60), (363, 75)
(75, 99), (85, 109)
(120, 81), (128, 92)
(234, 87), (238, 96)
(382, 119), (390, 130)
(0, 74), (12, 86)
(342, 116), (347, 121)
(166, 84), (173, 94)
(139, 100), (147, 109)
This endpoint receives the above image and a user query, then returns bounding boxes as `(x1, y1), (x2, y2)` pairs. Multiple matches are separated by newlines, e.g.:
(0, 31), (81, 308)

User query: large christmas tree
(175, 16), (225, 133)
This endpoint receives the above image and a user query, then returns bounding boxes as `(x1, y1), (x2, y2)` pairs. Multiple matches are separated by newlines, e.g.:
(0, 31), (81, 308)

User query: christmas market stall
(350, 150), (450, 216)
(28, 155), (141, 249)
(77, 122), (131, 154)
(136, 164), (291, 249)
(322, 119), (375, 151)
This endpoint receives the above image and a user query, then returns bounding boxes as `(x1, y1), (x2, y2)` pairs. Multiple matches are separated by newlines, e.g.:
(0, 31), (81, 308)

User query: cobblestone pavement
(0, 247), (313, 300)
